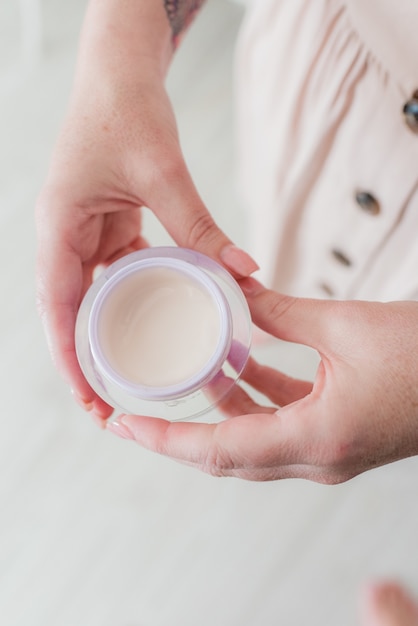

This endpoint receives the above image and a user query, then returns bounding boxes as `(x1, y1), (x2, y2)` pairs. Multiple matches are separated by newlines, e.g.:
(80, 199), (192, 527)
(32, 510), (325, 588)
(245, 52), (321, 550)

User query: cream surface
(98, 268), (222, 387)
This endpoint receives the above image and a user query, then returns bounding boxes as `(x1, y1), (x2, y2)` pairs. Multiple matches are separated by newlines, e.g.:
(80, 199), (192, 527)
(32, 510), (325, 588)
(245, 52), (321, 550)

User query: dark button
(319, 282), (335, 297)
(331, 248), (352, 267)
(403, 90), (418, 133)
(355, 190), (380, 216)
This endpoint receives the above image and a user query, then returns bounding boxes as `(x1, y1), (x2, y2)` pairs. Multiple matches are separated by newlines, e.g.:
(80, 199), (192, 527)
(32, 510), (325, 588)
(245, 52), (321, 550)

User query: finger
(240, 356), (313, 407)
(145, 158), (259, 278)
(93, 234), (149, 276)
(87, 234), (149, 295)
(36, 230), (113, 420)
(108, 411), (311, 481)
(239, 277), (335, 351)
(206, 372), (277, 417)
(89, 208), (144, 265)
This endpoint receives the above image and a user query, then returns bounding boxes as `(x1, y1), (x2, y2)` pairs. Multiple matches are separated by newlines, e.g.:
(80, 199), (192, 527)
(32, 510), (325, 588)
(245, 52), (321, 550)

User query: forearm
(74, 0), (206, 88)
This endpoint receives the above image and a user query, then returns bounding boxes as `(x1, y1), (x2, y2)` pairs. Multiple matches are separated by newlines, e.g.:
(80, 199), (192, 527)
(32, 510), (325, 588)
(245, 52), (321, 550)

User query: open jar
(75, 247), (252, 421)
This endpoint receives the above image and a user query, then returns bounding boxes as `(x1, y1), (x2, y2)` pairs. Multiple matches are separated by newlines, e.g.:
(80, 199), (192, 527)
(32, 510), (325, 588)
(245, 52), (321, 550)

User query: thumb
(239, 277), (336, 351)
(146, 159), (259, 277)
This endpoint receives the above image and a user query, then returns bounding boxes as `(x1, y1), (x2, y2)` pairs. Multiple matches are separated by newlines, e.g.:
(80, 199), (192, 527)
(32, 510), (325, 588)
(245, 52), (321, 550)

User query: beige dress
(235, 0), (418, 300)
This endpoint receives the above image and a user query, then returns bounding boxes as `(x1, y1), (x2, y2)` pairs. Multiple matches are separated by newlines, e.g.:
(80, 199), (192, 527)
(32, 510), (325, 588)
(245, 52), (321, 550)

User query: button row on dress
(328, 190), (381, 272)
(403, 90), (418, 134)
(320, 89), (417, 297)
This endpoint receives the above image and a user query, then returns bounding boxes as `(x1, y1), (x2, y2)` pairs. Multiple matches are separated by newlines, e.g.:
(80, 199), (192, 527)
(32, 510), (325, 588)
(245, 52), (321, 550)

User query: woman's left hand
(107, 279), (418, 483)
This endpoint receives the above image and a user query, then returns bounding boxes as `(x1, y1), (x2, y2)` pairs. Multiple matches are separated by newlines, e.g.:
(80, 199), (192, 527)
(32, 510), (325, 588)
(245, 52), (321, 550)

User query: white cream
(97, 267), (222, 387)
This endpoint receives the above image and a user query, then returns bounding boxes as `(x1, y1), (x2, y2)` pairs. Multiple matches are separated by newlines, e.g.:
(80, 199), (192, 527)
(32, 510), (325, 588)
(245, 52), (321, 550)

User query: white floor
(0, 1), (417, 625)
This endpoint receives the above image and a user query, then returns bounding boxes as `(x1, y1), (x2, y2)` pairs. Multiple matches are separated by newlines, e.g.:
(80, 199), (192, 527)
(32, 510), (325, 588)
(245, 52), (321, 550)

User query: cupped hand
(108, 278), (418, 483)
(36, 76), (257, 422)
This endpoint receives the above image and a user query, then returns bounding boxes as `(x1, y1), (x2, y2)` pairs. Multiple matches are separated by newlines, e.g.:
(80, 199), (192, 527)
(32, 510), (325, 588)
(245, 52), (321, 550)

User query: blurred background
(0, 1), (417, 625)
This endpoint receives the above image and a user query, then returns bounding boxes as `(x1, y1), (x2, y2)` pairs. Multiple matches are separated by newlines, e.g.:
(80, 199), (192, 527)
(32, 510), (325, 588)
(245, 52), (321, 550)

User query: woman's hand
(35, 1), (257, 422)
(108, 278), (418, 483)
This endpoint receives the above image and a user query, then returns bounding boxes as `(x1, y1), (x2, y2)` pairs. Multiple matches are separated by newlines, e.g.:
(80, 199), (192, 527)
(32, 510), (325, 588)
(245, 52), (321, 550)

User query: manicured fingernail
(91, 411), (107, 429)
(239, 277), (264, 296)
(71, 389), (94, 412)
(220, 245), (259, 277)
(106, 417), (135, 440)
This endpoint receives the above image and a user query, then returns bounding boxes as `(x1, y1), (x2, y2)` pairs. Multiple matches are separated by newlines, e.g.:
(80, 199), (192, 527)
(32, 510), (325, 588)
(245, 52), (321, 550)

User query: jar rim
(88, 257), (233, 401)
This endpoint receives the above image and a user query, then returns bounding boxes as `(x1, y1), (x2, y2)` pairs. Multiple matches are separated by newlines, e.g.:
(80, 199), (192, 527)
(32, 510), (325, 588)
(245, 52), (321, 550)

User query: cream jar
(75, 247), (251, 421)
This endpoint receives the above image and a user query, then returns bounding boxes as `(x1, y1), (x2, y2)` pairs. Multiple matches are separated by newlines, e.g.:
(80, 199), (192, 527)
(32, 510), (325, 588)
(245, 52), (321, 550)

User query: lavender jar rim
(88, 256), (233, 401)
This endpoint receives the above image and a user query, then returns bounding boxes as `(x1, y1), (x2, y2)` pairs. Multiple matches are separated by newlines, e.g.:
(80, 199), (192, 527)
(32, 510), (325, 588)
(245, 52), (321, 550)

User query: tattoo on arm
(163, 0), (206, 45)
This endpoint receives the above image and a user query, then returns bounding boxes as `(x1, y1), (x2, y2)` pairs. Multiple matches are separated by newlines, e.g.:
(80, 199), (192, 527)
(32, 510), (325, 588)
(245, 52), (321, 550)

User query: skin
(35, 0), (257, 421)
(361, 582), (418, 626)
(37, 1), (418, 484)
(109, 278), (418, 484)
(36, 3), (418, 620)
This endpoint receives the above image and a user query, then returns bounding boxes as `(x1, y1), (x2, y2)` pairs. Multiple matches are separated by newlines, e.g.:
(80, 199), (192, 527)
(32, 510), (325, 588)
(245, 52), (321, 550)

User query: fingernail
(239, 277), (264, 296)
(71, 389), (94, 412)
(106, 417), (135, 440)
(220, 245), (259, 277)
(90, 411), (107, 429)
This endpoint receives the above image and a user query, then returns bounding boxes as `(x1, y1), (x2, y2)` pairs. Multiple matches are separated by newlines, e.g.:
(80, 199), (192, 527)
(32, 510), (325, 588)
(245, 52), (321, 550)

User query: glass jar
(75, 247), (252, 421)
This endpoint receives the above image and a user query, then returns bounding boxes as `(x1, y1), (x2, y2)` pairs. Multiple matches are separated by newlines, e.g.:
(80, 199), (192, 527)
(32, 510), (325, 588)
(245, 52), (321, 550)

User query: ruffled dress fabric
(235, 0), (418, 300)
